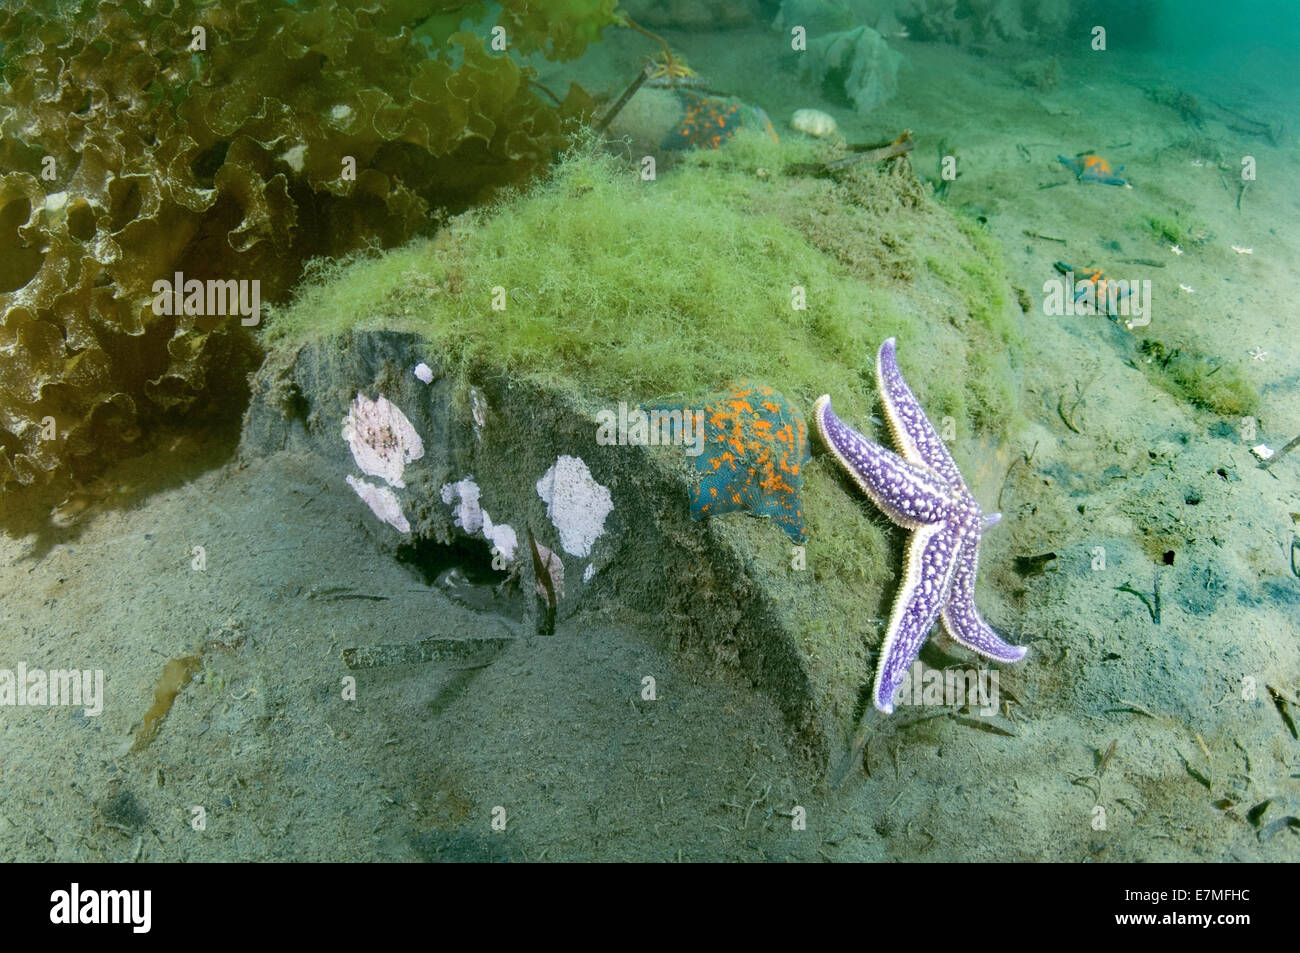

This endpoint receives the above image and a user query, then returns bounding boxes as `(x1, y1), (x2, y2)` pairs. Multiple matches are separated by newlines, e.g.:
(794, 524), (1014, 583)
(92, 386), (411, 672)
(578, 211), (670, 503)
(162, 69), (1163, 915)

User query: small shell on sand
(790, 108), (837, 138)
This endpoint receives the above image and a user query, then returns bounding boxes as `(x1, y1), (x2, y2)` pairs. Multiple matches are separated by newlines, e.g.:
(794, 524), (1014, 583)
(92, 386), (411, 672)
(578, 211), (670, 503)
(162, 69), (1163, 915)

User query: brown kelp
(0, 0), (608, 506)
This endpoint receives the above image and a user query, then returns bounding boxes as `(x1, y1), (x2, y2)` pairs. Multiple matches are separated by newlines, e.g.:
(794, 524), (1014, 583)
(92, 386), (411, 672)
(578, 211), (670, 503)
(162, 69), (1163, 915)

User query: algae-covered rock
(605, 87), (779, 157)
(243, 328), (835, 761)
(248, 143), (1028, 769)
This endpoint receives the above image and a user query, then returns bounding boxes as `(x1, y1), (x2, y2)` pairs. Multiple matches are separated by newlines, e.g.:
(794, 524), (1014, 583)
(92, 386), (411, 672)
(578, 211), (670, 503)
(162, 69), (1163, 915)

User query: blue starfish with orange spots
(661, 90), (779, 151)
(672, 384), (810, 542)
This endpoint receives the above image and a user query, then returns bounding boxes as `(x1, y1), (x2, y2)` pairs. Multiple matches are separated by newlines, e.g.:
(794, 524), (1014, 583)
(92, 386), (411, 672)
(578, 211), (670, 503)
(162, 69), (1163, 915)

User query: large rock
(241, 328), (938, 769)
(236, 144), (1029, 776)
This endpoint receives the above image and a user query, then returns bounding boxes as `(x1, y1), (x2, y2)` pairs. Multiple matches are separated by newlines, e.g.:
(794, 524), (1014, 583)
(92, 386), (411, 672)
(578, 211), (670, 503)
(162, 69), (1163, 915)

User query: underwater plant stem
(786, 131), (916, 177)
(1260, 433), (1300, 470)
(1057, 393), (1082, 434)
(1115, 579), (1160, 624)
(824, 131), (915, 171)
(594, 64), (650, 133)
(620, 13), (674, 67)
(342, 635), (514, 669)
(529, 80), (563, 106)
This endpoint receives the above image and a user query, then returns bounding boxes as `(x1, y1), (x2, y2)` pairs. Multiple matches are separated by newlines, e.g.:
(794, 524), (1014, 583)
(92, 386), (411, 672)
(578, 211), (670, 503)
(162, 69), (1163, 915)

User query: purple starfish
(813, 338), (1026, 715)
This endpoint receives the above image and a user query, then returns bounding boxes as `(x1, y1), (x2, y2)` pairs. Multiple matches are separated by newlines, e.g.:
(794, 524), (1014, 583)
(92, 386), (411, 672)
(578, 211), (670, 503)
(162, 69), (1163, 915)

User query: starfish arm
(876, 338), (965, 489)
(813, 396), (953, 529)
(873, 521), (963, 714)
(940, 535), (1028, 663)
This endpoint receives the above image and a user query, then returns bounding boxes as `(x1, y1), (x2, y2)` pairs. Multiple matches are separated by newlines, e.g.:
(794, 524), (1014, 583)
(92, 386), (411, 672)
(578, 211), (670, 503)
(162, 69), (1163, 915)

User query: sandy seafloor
(2, 27), (1299, 861)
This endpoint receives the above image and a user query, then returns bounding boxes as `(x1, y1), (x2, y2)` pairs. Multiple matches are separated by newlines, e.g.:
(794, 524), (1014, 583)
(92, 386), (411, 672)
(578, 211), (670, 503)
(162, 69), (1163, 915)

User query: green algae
(269, 135), (1024, 449)
(1131, 211), (1210, 248)
(954, 219), (1017, 338)
(1137, 338), (1260, 417)
(1143, 214), (1184, 245)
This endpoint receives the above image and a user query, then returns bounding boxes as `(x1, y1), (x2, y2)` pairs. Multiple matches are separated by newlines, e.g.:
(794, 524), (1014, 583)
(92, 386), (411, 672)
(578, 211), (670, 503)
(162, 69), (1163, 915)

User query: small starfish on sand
(1170, 244), (1184, 256)
(644, 50), (698, 86)
(814, 339), (1026, 714)
(1179, 284), (1195, 293)
(1249, 347), (1267, 362)
(1231, 245), (1254, 255)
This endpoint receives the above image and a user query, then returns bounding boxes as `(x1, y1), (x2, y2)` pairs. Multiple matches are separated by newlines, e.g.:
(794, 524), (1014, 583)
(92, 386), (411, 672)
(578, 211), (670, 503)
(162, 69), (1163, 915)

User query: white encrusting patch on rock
(346, 476), (410, 533)
(535, 455), (613, 558)
(342, 393), (424, 488)
(481, 511), (518, 563)
(441, 476), (518, 562)
(583, 563), (596, 583)
(330, 104), (353, 123)
(441, 477), (484, 533)
(414, 362), (434, 384)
